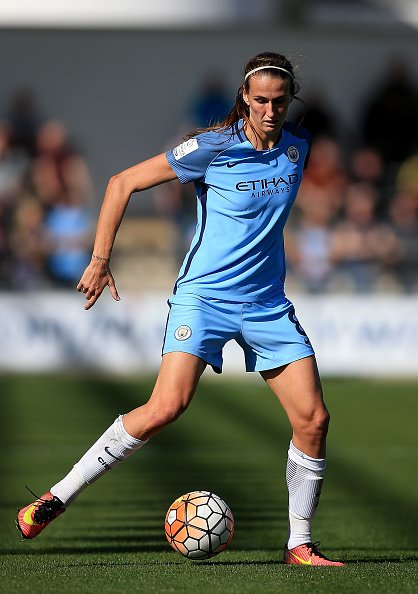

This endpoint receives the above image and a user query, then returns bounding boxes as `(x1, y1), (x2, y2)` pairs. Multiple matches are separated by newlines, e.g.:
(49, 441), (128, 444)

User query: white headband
(244, 65), (294, 81)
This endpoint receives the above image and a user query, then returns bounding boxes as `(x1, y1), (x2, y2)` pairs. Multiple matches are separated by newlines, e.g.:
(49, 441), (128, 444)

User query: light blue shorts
(162, 293), (315, 374)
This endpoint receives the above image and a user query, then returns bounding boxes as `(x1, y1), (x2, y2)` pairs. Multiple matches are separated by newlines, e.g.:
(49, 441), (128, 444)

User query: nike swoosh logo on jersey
(227, 156), (277, 168)
(23, 506), (37, 526)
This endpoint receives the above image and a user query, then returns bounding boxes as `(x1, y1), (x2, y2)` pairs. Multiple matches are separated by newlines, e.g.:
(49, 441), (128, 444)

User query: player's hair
(187, 52), (305, 140)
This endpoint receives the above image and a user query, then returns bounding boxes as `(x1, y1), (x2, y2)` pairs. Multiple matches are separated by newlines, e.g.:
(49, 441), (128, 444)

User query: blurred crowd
(285, 59), (418, 294)
(0, 89), (94, 290)
(1, 59), (418, 294)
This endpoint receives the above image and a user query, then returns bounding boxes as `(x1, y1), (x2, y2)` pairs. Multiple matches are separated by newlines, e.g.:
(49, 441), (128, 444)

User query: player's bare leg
(261, 355), (329, 458)
(123, 352), (207, 440)
(261, 356), (344, 566)
(17, 352), (206, 539)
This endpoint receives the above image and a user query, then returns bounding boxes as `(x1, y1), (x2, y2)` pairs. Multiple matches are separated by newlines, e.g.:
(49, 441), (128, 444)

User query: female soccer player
(17, 52), (344, 566)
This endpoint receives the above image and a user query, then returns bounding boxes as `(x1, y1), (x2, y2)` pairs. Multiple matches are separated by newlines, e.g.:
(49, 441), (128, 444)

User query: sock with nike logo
(50, 415), (147, 506)
(286, 440), (326, 550)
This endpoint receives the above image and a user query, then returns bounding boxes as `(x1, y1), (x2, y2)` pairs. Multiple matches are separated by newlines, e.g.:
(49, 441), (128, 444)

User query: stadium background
(1, 4), (418, 591)
(0, 0), (417, 376)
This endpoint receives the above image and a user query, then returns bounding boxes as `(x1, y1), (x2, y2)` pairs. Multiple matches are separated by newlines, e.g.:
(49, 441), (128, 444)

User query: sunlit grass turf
(1, 374), (417, 593)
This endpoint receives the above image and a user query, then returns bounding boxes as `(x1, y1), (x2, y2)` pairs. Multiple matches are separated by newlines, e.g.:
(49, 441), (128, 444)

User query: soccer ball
(165, 491), (234, 560)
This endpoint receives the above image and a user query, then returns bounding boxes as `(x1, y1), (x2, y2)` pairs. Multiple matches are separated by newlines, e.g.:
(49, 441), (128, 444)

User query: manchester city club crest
(287, 145), (300, 163)
(174, 325), (192, 341)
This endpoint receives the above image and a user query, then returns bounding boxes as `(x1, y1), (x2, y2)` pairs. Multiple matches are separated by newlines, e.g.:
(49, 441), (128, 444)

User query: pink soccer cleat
(17, 491), (65, 539)
(283, 542), (345, 566)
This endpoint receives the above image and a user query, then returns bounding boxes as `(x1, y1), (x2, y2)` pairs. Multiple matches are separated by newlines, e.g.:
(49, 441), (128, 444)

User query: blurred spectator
(9, 195), (48, 290)
(32, 120), (94, 209)
(6, 88), (42, 158)
(349, 146), (395, 214)
(350, 146), (385, 186)
(286, 190), (335, 292)
(361, 58), (418, 164)
(296, 137), (347, 220)
(31, 120), (94, 285)
(0, 120), (29, 203)
(387, 191), (418, 293)
(331, 183), (398, 292)
(44, 194), (92, 287)
(396, 153), (418, 198)
(0, 120), (31, 287)
(290, 89), (338, 140)
(189, 72), (231, 128)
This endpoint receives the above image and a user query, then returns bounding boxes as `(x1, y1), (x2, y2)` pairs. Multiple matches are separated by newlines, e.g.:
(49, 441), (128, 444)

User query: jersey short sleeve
(166, 129), (241, 184)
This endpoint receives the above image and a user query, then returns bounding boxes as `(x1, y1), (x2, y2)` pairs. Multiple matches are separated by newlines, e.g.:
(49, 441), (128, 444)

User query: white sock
(50, 415), (147, 507)
(286, 440), (326, 550)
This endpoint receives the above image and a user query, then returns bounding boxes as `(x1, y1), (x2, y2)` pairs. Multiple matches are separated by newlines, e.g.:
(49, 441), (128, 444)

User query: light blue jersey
(166, 120), (311, 302)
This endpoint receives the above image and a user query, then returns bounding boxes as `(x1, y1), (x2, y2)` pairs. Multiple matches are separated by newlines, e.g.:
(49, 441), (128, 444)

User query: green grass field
(1, 374), (417, 593)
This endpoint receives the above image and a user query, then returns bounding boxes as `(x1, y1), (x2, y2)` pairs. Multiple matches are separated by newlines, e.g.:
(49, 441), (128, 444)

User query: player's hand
(76, 259), (120, 310)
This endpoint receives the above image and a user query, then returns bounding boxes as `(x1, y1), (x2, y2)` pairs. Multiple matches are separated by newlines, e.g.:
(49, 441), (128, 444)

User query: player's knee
(163, 401), (189, 424)
(315, 408), (330, 437)
(307, 407), (330, 442)
(147, 409), (177, 431)
(296, 407), (330, 441)
(147, 398), (189, 432)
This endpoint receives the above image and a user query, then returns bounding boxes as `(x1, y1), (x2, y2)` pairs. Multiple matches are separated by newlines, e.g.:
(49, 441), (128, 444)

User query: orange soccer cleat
(283, 542), (345, 566)
(16, 491), (65, 539)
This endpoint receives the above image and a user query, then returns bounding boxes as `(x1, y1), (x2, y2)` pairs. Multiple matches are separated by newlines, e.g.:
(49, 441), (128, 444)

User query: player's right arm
(77, 153), (177, 310)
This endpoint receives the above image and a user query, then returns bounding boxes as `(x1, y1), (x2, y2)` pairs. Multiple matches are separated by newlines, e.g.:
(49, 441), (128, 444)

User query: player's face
(243, 75), (293, 147)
